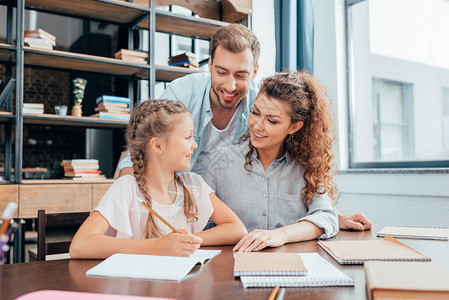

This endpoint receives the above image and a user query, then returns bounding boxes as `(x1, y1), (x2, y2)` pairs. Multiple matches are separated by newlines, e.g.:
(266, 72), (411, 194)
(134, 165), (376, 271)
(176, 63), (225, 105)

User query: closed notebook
(86, 249), (221, 281)
(318, 235), (430, 264)
(377, 225), (449, 241)
(234, 252), (307, 276)
(240, 252), (354, 288)
(365, 261), (449, 300)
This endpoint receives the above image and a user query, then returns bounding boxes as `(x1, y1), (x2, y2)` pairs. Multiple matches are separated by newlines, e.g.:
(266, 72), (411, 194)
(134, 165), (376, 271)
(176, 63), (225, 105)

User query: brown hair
(210, 24), (260, 64)
(126, 100), (198, 238)
(245, 71), (339, 204)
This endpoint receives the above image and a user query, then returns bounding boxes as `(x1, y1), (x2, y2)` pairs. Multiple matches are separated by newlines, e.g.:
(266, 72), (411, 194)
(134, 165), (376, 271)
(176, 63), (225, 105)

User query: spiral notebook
(239, 253), (353, 288)
(234, 252), (307, 276)
(318, 235), (431, 265)
(365, 261), (449, 300)
(377, 225), (449, 241)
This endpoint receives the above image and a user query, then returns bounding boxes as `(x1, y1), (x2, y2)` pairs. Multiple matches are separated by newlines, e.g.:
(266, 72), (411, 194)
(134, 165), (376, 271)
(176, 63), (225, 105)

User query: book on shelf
(168, 61), (199, 69)
(23, 103), (44, 115)
(96, 95), (131, 104)
(114, 49), (149, 59)
(23, 103), (44, 109)
(61, 159), (100, 169)
(24, 37), (54, 50)
(377, 225), (449, 241)
(95, 108), (130, 114)
(90, 112), (131, 121)
(114, 49), (148, 64)
(86, 250), (221, 281)
(365, 261), (449, 300)
(239, 253), (354, 288)
(72, 174), (107, 180)
(168, 52), (196, 63)
(24, 29), (56, 43)
(234, 252), (307, 276)
(318, 234), (431, 265)
(97, 102), (129, 110)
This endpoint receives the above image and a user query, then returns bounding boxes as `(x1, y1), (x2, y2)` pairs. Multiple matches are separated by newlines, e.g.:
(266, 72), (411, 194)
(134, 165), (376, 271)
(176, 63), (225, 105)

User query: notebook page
(86, 253), (200, 281)
(240, 253), (354, 288)
(190, 249), (221, 264)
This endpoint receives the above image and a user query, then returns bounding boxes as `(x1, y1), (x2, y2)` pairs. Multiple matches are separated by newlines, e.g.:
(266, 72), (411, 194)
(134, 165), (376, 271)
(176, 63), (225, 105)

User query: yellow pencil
(138, 199), (180, 233)
(268, 285), (279, 300)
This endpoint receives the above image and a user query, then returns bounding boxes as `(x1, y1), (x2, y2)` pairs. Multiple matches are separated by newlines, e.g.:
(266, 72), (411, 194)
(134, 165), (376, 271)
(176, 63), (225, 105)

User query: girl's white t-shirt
(94, 173), (214, 239)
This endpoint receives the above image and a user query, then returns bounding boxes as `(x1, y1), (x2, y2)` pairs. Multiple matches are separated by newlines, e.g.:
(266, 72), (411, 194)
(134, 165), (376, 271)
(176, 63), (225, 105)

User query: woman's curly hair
(244, 70), (339, 204)
(126, 99), (198, 238)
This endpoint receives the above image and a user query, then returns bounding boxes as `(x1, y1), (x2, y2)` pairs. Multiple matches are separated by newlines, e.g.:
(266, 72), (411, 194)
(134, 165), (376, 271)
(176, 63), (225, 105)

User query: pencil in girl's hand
(137, 198), (180, 233)
(268, 285), (279, 300)
(0, 202), (18, 235)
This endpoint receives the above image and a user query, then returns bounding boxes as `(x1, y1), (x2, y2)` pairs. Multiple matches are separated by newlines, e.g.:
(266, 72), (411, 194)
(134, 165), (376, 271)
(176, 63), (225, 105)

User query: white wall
(314, 0), (449, 227)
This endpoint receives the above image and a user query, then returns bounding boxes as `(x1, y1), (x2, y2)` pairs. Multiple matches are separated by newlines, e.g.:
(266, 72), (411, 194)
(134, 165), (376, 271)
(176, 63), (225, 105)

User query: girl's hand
(233, 229), (287, 252)
(156, 228), (202, 257)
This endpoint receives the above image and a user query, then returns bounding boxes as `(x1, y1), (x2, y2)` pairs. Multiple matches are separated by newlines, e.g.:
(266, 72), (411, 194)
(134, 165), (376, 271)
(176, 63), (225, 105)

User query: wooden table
(1, 226), (449, 300)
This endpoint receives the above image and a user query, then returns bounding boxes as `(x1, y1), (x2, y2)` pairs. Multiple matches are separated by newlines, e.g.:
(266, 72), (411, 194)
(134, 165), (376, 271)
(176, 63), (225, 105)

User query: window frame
(345, 0), (449, 169)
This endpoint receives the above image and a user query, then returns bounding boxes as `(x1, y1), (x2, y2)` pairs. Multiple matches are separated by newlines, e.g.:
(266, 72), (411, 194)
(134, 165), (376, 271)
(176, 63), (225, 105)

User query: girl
(203, 70), (339, 252)
(70, 100), (247, 259)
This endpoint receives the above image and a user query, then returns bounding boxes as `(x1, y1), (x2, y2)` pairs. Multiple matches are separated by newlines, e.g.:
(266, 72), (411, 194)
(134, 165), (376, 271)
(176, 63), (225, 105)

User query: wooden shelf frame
(141, 10), (229, 40)
(23, 46), (151, 78)
(21, 113), (128, 128)
(0, 0), (151, 25)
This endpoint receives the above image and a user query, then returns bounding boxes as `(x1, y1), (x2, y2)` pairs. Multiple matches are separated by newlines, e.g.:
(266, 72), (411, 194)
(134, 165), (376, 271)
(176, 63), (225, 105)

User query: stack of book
(168, 52), (199, 69)
(61, 159), (106, 180)
(24, 29), (56, 50)
(114, 49), (148, 64)
(90, 95), (131, 121)
(23, 103), (44, 115)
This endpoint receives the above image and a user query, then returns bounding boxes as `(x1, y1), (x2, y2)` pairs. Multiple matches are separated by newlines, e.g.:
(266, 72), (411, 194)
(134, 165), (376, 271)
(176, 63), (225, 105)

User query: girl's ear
(288, 121), (304, 135)
(149, 137), (164, 154)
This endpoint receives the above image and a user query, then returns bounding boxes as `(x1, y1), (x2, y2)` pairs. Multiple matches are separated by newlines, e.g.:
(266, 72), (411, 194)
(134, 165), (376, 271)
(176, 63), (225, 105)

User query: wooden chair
(28, 210), (89, 261)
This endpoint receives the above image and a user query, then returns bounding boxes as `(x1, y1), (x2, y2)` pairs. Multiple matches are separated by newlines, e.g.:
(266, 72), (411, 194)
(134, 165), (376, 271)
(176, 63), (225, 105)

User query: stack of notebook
(61, 159), (106, 180)
(91, 95), (131, 121)
(23, 103), (44, 115)
(24, 29), (56, 50)
(234, 252), (354, 288)
(114, 49), (148, 64)
(168, 52), (199, 69)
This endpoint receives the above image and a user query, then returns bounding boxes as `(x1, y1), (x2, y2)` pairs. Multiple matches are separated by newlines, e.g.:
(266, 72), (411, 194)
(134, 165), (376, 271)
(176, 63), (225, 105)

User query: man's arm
(331, 201), (372, 231)
(118, 152), (133, 177)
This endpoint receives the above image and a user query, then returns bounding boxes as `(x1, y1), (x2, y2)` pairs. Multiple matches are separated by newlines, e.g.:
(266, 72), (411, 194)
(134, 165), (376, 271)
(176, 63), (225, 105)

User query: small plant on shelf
(71, 78), (87, 117)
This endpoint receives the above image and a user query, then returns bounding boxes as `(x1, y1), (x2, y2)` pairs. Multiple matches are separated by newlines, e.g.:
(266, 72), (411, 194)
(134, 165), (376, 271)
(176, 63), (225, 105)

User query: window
(346, 0), (449, 168)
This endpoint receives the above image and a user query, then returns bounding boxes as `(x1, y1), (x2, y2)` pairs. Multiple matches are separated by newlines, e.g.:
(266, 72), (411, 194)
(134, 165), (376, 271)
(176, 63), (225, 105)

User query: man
(118, 24), (371, 231)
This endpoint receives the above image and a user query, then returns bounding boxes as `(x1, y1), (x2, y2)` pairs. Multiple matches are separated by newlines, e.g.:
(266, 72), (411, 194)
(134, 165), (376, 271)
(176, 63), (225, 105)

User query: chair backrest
(36, 210), (89, 261)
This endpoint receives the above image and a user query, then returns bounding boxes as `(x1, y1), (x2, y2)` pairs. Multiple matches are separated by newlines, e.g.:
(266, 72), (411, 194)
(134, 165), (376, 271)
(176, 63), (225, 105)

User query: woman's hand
(155, 229), (202, 257)
(233, 229), (287, 252)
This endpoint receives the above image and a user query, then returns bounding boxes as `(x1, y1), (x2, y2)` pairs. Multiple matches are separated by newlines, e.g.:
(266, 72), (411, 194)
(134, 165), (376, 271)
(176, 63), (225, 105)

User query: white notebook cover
(240, 253), (354, 288)
(86, 249), (221, 281)
(377, 225), (449, 240)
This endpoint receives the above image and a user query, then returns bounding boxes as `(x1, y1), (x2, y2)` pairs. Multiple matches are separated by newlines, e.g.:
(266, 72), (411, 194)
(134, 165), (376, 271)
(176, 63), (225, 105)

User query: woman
(203, 70), (339, 252)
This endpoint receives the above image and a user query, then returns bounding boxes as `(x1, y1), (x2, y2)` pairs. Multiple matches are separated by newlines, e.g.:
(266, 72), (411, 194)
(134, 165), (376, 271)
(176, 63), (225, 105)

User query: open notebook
(365, 261), (449, 300)
(318, 235), (430, 265)
(239, 253), (354, 288)
(377, 225), (449, 241)
(234, 252), (307, 276)
(86, 249), (221, 281)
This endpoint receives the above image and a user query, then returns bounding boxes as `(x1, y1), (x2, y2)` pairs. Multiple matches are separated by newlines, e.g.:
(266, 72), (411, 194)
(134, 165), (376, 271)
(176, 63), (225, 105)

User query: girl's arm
(69, 211), (202, 259)
(194, 193), (247, 245)
(233, 221), (323, 252)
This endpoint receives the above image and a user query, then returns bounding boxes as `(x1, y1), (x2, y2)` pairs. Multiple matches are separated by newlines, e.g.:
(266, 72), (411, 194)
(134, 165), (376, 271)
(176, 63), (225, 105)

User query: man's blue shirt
(118, 73), (260, 174)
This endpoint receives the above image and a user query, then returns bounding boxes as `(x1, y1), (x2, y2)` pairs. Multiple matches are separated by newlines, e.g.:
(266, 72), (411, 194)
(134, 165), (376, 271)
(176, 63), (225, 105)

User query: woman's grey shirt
(202, 140), (339, 239)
